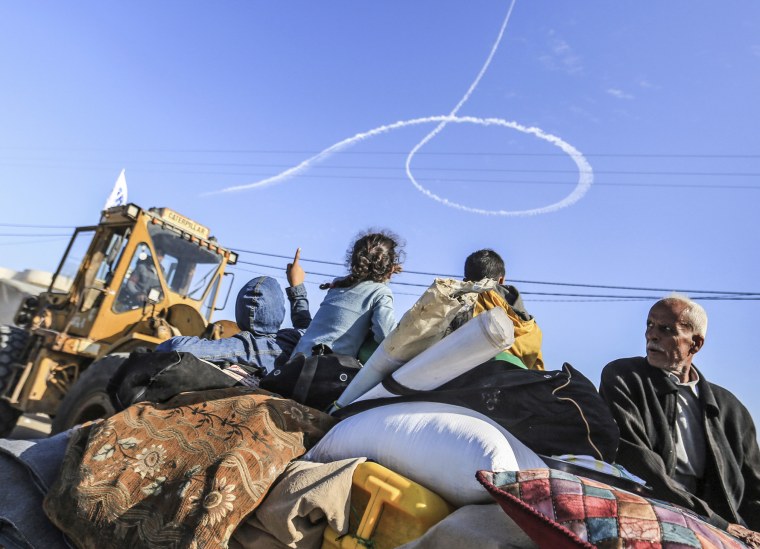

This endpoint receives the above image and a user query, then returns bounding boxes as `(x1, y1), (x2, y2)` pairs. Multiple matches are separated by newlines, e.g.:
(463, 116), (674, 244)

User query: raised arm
(285, 248), (311, 330)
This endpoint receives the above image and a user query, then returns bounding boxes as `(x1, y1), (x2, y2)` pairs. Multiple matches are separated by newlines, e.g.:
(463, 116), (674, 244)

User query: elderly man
(600, 295), (760, 543)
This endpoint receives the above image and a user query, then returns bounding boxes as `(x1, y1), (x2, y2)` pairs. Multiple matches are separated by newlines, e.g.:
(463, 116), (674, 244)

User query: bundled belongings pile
(45, 388), (336, 549)
(0, 277), (751, 549)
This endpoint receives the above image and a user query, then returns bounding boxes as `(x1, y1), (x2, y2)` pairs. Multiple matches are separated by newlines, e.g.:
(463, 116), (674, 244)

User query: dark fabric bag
(107, 350), (244, 411)
(334, 360), (620, 462)
(259, 346), (361, 411)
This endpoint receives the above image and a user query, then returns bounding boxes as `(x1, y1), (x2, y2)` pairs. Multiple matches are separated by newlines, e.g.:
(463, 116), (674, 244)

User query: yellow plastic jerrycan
(322, 461), (454, 549)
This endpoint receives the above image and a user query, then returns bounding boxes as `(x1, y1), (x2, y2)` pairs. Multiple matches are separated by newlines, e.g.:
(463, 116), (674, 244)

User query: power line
(236, 260), (760, 301)
(230, 265), (329, 289)
(528, 298), (654, 303)
(0, 231), (756, 299)
(235, 248), (344, 267)
(232, 248), (760, 297)
(3, 159), (760, 180)
(520, 292), (760, 301)
(4, 164), (760, 191)
(237, 260), (427, 288)
(0, 232), (72, 237)
(228, 265), (422, 297)
(529, 296), (759, 302)
(233, 267), (758, 303)
(0, 237), (69, 247)
(0, 222), (76, 229)
(1, 146), (759, 158)
(118, 172), (760, 191)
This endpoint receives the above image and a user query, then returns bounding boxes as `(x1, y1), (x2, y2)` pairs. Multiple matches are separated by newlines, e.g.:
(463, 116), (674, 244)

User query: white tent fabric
(0, 269), (54, 325)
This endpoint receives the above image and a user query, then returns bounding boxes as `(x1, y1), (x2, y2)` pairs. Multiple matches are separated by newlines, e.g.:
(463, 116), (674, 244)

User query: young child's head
(341, 230), (404, 286)
(464, 248), (505, 283)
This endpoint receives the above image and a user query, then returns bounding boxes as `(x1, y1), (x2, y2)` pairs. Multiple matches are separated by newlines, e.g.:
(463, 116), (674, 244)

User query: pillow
(476, 469), (747, 549)
(304, 401), (546, 506)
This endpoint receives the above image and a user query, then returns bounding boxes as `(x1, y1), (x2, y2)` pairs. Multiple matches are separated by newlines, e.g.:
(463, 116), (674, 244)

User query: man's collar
(666, 368), (700, 397)
(652, 362), (719, 414)
(666, 367), (700, 387)
(647, 359), (695, 396)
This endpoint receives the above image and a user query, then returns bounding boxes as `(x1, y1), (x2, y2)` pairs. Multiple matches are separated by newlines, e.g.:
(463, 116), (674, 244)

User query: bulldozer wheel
(51, 353), (129, 434)
(0, 324), (29, 394)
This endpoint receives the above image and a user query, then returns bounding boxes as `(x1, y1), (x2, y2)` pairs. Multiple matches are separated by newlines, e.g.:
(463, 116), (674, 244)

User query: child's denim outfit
(290, 280), (395, 359)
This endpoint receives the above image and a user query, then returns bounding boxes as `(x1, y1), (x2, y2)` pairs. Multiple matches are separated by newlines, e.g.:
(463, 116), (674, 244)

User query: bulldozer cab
(44, 204), (236, 348)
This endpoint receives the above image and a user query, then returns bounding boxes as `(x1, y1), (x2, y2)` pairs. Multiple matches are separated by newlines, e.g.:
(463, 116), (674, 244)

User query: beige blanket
(230, 458), (365, 549)
(231, 458), (536, 549)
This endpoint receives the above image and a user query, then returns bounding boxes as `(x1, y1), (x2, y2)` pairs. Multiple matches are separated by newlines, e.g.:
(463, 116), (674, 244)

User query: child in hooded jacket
(155, 274), (310, 377)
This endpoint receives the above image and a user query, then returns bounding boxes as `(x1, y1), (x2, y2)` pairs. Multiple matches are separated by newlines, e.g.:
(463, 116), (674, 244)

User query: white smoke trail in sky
(403, 0), (517, 212)
(214, 0), (594, 216)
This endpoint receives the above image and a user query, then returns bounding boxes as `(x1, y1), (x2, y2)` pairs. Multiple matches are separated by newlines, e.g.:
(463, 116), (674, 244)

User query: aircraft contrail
(214, 0), (594, 216)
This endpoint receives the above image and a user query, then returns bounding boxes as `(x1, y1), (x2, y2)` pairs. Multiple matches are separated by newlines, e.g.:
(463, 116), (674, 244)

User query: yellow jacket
(472, 288), (544, 370)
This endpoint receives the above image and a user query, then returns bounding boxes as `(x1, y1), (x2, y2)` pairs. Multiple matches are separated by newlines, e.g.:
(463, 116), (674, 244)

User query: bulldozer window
(147, 224), (222, 301)
(202, 274), (220, 318)
(77, 229), (131, 312)
(113, 243), (165, 313)
(93, 231), (129, 288)
(50, 228), (96, 293)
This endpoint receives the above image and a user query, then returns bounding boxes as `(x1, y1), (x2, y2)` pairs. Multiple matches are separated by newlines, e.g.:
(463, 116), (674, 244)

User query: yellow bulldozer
(0, 203), (239, 435)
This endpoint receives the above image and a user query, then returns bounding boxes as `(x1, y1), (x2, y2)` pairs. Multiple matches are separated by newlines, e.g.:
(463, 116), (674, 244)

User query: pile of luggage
(2, 278), (727, 549)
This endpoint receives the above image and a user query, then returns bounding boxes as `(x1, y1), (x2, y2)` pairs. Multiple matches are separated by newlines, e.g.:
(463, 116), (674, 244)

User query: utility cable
(0, 232), (72, 237)
(0, 237), (69, 247)
(1, 145), (759, 159)
(3, 164), (759, 190)
(1, 228), (756, 298)
(237, 260), (427, 288)
(232, 248), (760, 297)
(228, 265), (422, 297)
(235, 260), (759, 301)
(0, 223), (76, 229)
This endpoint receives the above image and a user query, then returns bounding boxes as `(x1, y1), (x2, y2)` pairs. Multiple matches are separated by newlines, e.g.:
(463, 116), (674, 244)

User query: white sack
(304, 401), (546, 507)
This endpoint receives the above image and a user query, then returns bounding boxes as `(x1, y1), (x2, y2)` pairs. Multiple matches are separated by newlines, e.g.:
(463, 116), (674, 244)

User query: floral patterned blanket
(43, 388), (337, 549)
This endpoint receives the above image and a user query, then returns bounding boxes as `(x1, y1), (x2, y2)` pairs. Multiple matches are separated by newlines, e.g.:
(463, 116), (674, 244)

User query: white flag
(103, 169), (128, 210)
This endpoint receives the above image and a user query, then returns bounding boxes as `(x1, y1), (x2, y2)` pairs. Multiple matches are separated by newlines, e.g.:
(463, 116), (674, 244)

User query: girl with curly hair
(289, 229), (404, 360)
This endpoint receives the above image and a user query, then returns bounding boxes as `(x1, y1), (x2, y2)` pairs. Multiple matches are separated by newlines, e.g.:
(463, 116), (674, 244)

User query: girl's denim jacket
(290, 280), (395, 359)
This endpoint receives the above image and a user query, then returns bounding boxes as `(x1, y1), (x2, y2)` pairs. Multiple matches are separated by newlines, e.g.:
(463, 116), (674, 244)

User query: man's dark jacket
(600, 357), (760, 530)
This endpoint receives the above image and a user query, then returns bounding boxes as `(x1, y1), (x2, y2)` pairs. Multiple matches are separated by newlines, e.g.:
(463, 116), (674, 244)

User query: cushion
(476, 469), (747, 549)
(304, 401), (546, 506)
(43, 388), (337, 549)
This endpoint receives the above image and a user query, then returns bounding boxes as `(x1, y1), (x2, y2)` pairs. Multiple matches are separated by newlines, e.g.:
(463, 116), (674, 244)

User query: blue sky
(1, 1), (759, 421)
